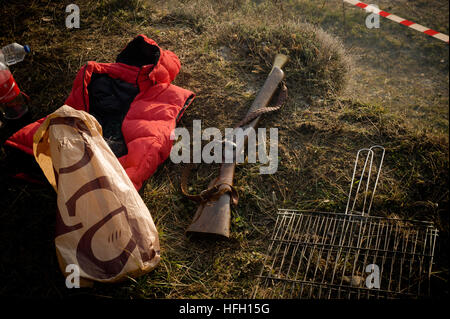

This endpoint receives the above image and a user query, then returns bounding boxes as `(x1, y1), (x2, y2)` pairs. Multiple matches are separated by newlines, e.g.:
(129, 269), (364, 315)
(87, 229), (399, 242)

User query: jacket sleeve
(4, 117), (46, 155)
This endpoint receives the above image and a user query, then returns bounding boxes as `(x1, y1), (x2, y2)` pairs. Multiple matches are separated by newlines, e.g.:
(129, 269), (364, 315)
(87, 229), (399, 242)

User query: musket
(182, 54), (289, 239)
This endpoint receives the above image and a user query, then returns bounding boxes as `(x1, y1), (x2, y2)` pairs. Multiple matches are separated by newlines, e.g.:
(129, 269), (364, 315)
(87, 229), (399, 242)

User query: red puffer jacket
(5, 35), (194, 190)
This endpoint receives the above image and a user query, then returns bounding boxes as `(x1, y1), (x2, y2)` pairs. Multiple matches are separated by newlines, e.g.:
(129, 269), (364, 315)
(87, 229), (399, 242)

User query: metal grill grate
(253, 210), (438, 299)
(253, 146), (438, 299)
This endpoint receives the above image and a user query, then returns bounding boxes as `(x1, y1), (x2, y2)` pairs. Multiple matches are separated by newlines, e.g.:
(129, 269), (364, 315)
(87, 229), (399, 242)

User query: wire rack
(253, 146), (438, 299)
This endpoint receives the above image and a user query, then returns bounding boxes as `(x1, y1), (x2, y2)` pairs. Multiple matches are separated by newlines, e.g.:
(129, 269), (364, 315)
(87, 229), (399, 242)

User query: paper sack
(33, 105), (160, 285)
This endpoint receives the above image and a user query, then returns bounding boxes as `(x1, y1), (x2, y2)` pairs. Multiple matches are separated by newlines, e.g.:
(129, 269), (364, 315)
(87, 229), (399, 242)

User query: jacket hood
(116, 34), (180, 84)
(116, 34), (161, 67)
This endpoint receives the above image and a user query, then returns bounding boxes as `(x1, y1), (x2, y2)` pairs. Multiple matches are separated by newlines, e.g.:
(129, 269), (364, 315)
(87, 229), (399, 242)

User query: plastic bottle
(0, 62), (28, 119)
(0, 43), (30, 66)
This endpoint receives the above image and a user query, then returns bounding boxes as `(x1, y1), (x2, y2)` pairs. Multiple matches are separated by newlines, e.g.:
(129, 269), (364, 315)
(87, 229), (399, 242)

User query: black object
(87, 73), (139, 157)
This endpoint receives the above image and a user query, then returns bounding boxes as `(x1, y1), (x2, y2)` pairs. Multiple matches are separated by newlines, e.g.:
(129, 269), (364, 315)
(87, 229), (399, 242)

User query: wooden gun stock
(186, 163), (235, 239)
(185, 54), (289, 239)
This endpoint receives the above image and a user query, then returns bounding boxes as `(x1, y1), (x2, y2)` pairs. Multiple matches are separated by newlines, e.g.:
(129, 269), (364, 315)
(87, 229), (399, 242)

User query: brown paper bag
(33, 105), (160, 285)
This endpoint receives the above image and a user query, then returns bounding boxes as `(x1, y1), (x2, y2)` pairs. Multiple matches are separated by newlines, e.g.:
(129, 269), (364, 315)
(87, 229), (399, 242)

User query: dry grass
(0, 0), (448, 298)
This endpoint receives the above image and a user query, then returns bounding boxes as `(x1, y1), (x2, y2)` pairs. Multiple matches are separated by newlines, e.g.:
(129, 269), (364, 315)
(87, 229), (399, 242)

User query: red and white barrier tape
(343, 0), (449, 43)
